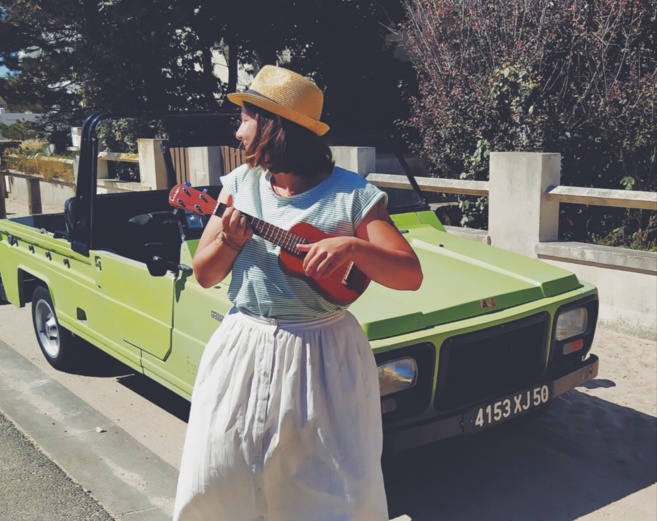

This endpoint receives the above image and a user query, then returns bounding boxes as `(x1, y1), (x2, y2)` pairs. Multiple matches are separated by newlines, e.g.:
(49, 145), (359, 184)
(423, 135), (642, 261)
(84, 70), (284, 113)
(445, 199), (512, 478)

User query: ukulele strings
(181, 187), (354, 283)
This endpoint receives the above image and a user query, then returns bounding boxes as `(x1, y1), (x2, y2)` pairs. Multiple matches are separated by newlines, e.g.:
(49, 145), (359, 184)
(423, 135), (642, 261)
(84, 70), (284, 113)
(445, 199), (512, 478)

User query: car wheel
(31, 285), (77, 370)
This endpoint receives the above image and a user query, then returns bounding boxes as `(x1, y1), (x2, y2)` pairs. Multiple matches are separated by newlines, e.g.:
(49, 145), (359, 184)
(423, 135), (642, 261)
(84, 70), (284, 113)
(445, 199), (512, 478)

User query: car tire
(31, 285), (78, 371)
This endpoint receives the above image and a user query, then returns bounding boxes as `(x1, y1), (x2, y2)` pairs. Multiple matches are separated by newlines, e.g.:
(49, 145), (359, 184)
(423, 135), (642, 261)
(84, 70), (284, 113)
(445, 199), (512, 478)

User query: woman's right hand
(193, 188), (252, 288)
(221, 206), (252, 247)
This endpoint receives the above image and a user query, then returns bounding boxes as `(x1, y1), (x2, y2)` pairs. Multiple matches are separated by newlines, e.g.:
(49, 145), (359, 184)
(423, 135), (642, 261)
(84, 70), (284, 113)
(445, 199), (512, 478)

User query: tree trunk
(225, 38), (238, 103)
(200, 47), (217, 109)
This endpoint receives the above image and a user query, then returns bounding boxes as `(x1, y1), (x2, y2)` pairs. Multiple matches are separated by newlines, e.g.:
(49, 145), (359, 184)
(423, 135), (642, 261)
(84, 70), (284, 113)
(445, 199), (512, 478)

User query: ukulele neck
(214, 202), (306, 254)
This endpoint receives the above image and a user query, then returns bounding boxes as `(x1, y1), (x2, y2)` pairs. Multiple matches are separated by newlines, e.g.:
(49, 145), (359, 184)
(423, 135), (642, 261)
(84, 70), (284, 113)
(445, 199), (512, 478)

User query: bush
(0, 120), (36, 141)
(15, 138), (48, 156)
(4, 139), (74, 183)
(399, 0), (656, 248)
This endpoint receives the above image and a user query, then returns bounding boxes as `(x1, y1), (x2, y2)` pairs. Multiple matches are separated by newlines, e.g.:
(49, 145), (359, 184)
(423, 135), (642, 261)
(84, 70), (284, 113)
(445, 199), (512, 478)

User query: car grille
(434, 313), (549, 411)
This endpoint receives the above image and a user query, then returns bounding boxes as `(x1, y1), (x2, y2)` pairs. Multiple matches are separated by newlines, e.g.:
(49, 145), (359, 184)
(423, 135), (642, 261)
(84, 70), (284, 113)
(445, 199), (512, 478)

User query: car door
(91, 250), (176, 361)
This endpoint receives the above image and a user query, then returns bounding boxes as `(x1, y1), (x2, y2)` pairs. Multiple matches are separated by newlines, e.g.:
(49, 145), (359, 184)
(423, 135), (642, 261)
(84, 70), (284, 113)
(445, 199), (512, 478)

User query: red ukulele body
(169, 184), (370, 306)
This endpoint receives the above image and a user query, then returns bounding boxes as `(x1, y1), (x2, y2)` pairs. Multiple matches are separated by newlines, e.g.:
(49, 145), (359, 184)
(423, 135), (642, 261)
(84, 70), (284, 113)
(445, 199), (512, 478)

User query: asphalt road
(0, 410), (114, 521)
(0, 300), (655, 521)
(0, 304), (183, 521)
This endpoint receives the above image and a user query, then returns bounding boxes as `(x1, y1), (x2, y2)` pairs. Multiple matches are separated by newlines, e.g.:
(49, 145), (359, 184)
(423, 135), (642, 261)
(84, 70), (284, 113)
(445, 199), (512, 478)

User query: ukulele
(168, 184), (370, 306)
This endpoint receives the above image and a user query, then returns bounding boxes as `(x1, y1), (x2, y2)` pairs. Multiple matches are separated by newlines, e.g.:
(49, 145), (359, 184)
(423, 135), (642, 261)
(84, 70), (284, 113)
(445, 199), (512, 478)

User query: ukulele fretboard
(213, 201), (307, 256)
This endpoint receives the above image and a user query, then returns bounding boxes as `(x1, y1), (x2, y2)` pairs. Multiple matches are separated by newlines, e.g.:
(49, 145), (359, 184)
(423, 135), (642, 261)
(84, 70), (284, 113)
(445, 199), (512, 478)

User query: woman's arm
(297, 199), (423, 291)
(192, 187), (253, 288)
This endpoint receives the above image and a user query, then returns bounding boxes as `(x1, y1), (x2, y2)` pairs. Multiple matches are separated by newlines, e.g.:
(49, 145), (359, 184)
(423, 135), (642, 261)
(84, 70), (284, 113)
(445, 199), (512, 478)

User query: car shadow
(382, 384), (656, 521)
(52, 338), (134, 378)
(65, 341), (191, 422)
(116, 373), (191, 423)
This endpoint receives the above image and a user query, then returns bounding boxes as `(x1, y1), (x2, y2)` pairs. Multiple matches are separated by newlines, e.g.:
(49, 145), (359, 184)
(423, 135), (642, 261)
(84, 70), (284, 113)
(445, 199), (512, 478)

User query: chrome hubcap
(35, 300), (60, 358)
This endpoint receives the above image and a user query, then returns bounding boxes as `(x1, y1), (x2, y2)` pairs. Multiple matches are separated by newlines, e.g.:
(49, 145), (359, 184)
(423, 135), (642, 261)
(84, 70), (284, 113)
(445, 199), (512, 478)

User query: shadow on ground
(64, 341), (191, 422)
(383, 384), (656, 521)
(117, 373), (191, 422)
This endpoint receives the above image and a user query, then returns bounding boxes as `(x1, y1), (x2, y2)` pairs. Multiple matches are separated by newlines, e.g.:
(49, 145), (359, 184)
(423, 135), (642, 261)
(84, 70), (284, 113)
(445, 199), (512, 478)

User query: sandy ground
(2, 196), (656, 520)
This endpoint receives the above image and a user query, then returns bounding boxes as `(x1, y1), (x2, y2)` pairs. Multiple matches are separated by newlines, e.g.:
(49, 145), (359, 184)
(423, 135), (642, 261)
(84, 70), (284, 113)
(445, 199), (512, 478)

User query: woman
(173, 65), (423, 521)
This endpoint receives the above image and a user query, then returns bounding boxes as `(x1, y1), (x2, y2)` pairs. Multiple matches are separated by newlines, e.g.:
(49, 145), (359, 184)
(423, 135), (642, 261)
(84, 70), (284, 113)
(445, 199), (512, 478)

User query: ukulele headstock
(168, 184), (217, 216)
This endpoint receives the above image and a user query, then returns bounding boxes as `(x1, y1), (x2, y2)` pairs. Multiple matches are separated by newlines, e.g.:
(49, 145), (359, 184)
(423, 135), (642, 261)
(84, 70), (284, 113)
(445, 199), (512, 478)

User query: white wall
(540, 254), (656, 340)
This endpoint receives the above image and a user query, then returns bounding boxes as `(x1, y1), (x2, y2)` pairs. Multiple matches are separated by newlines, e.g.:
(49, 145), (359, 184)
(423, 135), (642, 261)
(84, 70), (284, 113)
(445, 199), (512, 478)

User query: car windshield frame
(78, 112), (430, 220)
(325, 134), (429, 215)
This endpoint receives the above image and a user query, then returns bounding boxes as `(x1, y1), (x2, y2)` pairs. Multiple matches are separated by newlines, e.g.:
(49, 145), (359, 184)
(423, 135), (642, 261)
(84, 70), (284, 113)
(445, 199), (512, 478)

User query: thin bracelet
(215, 231), (244, 252)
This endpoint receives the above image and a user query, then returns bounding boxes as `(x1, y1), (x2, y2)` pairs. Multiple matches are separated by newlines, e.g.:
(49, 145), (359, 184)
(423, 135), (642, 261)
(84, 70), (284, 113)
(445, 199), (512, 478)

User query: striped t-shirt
(221, 165), (386, 319)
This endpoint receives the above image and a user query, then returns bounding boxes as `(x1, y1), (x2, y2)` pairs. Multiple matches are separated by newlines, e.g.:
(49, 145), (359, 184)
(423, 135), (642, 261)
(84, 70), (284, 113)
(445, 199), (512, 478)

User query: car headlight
(378, 357), (418, 397)
(555, 307), (588, 341)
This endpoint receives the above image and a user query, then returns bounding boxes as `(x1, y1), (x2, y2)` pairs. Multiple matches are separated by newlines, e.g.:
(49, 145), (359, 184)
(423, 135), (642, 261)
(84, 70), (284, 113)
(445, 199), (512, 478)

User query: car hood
(350, 221), (581, 341)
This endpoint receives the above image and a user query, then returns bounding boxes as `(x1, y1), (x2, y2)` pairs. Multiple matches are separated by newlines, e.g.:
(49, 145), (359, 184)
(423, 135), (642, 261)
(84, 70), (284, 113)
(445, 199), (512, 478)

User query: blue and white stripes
(221, 165), (386, 319)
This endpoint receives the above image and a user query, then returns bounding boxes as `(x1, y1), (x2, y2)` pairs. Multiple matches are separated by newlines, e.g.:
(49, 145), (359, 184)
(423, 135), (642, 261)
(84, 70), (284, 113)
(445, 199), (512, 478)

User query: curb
(0, 340), (177, 521)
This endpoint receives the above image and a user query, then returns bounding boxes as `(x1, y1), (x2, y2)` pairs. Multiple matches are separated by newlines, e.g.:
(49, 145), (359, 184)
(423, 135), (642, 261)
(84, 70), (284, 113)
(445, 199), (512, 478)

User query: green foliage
(0, 0), (412, 141)
(95, 118), (168, 182)
(400, 0), (657, 248)
(13, 138), (48, 156)
(5, 139), (74, 182)
(0, 120), (36, 141)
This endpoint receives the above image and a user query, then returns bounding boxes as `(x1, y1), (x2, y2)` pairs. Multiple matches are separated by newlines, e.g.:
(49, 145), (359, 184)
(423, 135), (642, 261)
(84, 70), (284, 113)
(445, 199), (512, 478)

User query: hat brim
(227, 92), (330, 136)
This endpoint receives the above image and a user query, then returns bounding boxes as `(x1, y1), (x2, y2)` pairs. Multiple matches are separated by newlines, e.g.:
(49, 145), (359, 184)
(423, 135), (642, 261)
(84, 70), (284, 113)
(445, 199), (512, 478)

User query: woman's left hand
(296, 200), (423, 291)
(296, 237), (356, 279)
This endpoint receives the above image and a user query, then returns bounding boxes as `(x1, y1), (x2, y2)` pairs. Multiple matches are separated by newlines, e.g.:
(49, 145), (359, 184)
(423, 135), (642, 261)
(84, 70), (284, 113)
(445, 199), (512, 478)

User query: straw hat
(227, 65), (330, 136)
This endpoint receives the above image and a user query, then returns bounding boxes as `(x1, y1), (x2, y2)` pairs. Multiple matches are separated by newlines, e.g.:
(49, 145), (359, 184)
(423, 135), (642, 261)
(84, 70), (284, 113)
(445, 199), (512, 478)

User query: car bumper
(383, 354), (599, 453)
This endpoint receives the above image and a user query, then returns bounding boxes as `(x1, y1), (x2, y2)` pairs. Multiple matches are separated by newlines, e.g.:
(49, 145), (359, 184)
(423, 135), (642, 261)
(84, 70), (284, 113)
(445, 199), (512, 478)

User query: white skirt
(173, 308), (388, 521)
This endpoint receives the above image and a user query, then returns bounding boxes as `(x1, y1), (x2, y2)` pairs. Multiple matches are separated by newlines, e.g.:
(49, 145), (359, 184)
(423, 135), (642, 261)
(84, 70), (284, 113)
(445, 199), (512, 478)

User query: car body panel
(352, 213), (581, 340)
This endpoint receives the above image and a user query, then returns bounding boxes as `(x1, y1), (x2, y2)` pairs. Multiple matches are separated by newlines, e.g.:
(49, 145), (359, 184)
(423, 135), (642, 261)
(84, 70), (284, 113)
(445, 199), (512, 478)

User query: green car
(0, 112), (598, 453)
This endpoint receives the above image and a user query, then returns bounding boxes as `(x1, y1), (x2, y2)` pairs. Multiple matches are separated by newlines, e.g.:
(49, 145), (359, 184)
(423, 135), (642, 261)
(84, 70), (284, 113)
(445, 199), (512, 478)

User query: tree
(271, 0), (414, 136)
(0, 120), (35, 140)
(0, 0), (413, 148)
(400, 0), (656, 247)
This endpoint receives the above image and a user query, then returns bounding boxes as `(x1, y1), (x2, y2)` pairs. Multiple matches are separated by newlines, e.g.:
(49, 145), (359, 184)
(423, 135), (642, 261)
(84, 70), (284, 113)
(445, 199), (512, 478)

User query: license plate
(463, 383), (551, 434)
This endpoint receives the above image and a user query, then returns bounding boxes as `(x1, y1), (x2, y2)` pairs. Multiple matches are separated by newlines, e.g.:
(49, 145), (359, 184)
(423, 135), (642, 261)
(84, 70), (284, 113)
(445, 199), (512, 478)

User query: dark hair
(242, 102), (334, 178)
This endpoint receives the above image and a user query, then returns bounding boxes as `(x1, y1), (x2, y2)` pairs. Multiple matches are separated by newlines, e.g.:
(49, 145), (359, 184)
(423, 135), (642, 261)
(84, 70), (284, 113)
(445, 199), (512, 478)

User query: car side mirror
(144, 243), (192, 277)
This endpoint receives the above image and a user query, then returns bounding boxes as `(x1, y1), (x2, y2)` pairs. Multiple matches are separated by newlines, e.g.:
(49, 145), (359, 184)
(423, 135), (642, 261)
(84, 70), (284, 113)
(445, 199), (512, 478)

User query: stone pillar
(330, 147), (376, 177)
(488, 152), (561, 258)
(138, 139), (168, 189)
(27, 177), (42, 215)
(188, 146), (223, 186)
(96, 158), (109, 179)
(67, 147), (80, 183)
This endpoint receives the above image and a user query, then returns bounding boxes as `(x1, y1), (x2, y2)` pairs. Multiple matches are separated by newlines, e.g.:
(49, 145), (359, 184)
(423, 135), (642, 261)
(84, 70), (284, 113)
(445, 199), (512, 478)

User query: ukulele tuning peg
(184, 182), (192, 187)
(177, 199), (186, 208)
